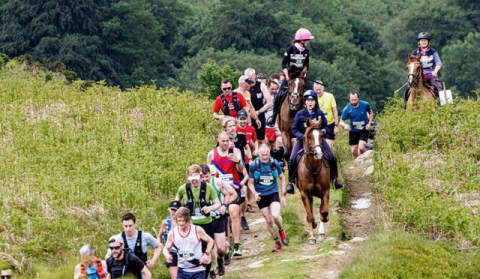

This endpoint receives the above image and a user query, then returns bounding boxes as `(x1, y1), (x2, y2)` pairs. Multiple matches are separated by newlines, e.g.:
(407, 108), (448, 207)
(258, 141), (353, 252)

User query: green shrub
(374, 97), (480, 246)
(0, 61), (221, 274)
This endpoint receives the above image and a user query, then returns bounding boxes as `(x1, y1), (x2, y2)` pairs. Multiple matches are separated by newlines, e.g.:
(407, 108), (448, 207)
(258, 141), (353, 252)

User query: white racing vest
(172, 224), (205, 273)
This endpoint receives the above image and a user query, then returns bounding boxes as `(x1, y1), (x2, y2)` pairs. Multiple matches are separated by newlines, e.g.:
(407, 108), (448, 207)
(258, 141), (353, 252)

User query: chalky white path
(351, 198), (371, 209)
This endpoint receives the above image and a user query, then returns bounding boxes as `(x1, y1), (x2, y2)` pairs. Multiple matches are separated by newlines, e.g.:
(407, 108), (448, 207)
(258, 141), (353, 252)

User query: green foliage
(342, 233), (480, 278)
(197, 59), (242, 99)
(0, 59), (219, 274)
(374, 97), (480, 245)
(442, 32), (480, 97)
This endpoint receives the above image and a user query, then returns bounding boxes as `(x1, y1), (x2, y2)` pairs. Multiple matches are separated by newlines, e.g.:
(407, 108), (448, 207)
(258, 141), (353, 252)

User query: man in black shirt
(106, 235), (152, 279)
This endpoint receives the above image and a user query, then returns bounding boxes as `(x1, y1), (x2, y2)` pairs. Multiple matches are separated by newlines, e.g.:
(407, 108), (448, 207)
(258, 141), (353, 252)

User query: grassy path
(221, 151), (375, 279)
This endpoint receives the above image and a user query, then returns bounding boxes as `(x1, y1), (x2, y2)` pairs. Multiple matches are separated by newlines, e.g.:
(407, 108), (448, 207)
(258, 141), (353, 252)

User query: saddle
(404, 81), (438, 101)
(291, 149), (333, 183)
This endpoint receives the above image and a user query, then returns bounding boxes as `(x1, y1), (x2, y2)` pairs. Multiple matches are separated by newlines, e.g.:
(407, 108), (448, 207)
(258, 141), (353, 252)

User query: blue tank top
(86, 265), (100, 279)
(163, 215), (172, 243)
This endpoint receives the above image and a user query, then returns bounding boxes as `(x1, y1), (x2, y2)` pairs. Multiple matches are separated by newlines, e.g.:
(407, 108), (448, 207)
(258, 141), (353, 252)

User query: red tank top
(212, 147), (241, 189)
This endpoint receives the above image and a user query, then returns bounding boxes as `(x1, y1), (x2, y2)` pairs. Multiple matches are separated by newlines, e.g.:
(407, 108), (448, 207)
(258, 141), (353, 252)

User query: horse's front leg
(300, 189), (317, 244)
(319, 186), (330, 223)
(407, 88), (415, 110)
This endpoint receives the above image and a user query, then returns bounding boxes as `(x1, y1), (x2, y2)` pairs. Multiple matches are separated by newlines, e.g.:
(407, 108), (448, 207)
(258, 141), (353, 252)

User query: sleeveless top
(248, 82), (264, 110)
(86, 265), (100, 279)
(212, 147), (241, 189)
(173, 224), (205, 273)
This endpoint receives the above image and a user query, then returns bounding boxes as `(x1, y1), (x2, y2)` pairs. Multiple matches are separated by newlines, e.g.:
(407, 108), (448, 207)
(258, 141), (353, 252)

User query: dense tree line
(0, 0), (478, 110)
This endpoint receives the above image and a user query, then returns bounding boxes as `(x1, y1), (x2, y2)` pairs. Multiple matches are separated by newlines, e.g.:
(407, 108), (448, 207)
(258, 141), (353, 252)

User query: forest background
(1, 0), (479, 111)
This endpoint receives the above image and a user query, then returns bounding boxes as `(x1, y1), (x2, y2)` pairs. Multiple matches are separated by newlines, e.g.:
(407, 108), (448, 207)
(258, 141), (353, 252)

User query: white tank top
(172, 224), (205, 273)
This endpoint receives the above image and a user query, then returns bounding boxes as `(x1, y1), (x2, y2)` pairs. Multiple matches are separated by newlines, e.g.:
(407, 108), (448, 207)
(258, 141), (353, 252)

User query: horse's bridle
(304, 127), (326, 175)
(288, 79), (303, 111)
(407, 61), (422, 87)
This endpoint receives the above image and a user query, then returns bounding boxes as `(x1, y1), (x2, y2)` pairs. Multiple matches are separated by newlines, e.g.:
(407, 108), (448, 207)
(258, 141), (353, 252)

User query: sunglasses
(1, 276), (12, 279)
(109, 245), (122, 250)
(257, 76), (267, 79)
(222, 87), (232, 91)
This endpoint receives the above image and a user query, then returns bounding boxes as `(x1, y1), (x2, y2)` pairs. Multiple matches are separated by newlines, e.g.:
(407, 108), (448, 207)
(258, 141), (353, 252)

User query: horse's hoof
(318, 233), (326, 241)
(312, 222), (317, 229)
(308, 238), (317, 245)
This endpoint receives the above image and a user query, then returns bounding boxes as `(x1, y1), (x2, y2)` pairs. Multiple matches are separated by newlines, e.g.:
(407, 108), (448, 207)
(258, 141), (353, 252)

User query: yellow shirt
(318, 92), (337, 125)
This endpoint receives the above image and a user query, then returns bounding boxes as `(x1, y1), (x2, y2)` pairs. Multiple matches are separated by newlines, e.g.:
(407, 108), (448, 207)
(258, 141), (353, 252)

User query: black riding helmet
(417, 32), (431, 41)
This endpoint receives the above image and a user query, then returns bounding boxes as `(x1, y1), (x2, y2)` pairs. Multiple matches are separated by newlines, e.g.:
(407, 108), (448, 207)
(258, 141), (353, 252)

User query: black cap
(169, 200), (181, 210)
(237, 110), (248, 119)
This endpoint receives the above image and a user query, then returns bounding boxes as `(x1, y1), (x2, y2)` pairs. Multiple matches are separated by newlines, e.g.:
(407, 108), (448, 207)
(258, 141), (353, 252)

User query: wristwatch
(204, 252), (211, 256)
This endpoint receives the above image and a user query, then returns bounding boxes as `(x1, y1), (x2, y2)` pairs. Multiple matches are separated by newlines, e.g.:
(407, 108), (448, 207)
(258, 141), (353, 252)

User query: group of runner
(71, 28), (376, 279)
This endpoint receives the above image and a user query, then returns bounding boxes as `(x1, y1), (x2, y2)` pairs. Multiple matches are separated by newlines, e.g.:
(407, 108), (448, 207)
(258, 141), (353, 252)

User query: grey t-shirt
(124, 231), (159, 254)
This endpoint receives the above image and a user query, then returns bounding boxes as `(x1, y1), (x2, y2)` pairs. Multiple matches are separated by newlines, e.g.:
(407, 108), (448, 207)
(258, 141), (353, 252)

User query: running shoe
(208, 270), (216, 279)
(241, 217), (250, 230)
(215, 266), (226, 276)
(224, 247), (232, 265)
(233, 246), (243, 257)
(247, 203), (255, 213)
(272, 242), (283, 252)
(279, 229), (290, 245)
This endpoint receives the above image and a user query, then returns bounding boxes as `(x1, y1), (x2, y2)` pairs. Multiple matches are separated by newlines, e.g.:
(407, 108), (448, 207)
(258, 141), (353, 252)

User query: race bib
(259, 175), (274, 186)
(322, 110), (328, 117)
(240, 187), (246, 198)
(178, 249), (195, 261)
(219, 173), (233, 184)
(191, 208), (206, 220)
(353, 121), (365, 130)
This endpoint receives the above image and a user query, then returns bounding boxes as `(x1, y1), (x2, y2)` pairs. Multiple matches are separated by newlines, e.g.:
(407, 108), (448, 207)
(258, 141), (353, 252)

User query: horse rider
(286, 90), (343, 194)
(267, 28), (314, 126)
(412, 32), (443, 96)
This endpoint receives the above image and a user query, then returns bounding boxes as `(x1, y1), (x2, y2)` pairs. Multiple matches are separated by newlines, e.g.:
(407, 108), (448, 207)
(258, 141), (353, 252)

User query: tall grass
(374, 97), (480, 246)
(0, 59), (219, 273)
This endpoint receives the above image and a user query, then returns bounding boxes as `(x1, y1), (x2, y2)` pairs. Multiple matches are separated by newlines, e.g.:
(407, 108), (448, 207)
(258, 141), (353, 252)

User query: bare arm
(332, 106), (339, 135)
(206, 150), (214, 164)
(366, 110), (374, 130)
(248, 178), (260, 201)
(163, 231), (174, 261)
(141, 265), (152, 279)
(146, 241), (163, 269)
(233, 148), (244, 173)
(73, 264), (81, 279)
(197, 226), (214, 265)
(258, 83), (273, 113)
(213, 112), (225, 121)
(157, 220), (167, 243)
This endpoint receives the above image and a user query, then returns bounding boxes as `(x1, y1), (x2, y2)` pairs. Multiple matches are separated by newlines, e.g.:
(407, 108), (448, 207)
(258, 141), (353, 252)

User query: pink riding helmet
(295, 28), (315, 41)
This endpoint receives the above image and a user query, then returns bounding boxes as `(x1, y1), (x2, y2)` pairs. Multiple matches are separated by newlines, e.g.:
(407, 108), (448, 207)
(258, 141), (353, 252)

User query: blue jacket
(292, 108), (328, 140)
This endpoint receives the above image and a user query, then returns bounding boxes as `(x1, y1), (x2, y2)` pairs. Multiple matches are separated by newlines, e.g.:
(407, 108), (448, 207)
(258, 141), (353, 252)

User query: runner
(247, 144), (289, 252)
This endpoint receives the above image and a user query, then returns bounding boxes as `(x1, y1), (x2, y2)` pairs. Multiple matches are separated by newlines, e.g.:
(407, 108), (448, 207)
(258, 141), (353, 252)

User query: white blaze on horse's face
(312, 129), (323, 159)
(408, 62), (415, 85)
(293, 78), (299, 94)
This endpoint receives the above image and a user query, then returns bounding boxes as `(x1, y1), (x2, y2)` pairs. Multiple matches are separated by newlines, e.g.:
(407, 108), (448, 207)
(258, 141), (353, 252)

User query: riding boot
(286, 161), (295, 194)
(330, 159), (343, 190)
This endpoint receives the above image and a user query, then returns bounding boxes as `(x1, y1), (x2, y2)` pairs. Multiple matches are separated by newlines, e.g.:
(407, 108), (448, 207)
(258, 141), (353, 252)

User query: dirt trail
(223, 150), (377, 278)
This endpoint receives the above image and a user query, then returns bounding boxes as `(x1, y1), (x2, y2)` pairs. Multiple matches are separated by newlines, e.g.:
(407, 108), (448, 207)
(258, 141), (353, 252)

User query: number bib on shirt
(219, 173), (233, 184)
(178, 249), (195, 261)
(259, 175), (274, 186)
(353, 121), (365, 130)
(192, 208), (206, 220)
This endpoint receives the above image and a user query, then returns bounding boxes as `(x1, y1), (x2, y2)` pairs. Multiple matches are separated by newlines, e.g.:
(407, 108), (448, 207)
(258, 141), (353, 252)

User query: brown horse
(297, 118), (330, 244)
(277, 77), (305, 156)
(406, 53), (436, 109)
